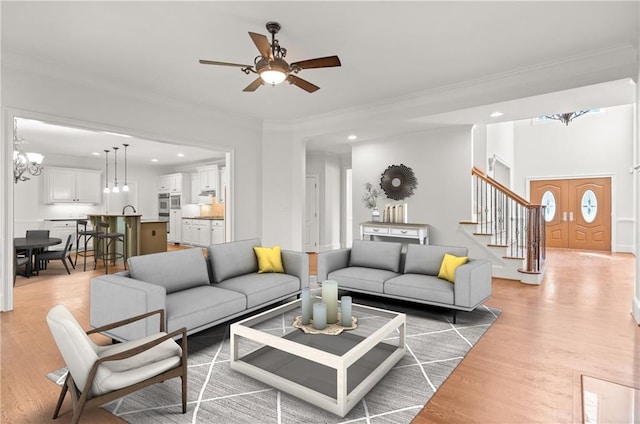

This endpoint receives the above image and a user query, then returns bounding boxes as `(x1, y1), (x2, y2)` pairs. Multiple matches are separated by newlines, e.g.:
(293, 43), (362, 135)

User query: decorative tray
(292, 314), (358, 335)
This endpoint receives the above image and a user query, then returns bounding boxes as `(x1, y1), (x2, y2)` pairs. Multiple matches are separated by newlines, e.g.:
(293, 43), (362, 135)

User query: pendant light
(122, 143), (130, 192)
(112, 146), (120, 193)
(103, 149), (110, 193)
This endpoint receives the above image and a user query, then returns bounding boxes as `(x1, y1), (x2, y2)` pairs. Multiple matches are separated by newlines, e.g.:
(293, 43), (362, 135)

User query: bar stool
(94, 222), (127, 274)
(75, 219), (104, 271)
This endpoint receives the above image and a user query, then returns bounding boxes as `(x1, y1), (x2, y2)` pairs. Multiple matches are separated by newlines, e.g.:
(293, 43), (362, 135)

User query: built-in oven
(170, 194), (181, 210)
(159, 193), (170, 234)
(158, 193), (170, 215)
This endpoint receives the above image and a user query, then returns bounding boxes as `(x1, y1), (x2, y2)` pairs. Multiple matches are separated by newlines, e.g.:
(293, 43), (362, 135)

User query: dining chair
(35, 234), (75, 275)
(26, 229), (51, 270)
(46, 305), (187, 424)
(13, 249), (29, 285)
(26, 229), (50, 239)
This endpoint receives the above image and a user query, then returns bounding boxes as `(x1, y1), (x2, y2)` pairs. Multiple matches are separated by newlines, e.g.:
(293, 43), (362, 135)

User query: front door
(530, 177), (611, 251)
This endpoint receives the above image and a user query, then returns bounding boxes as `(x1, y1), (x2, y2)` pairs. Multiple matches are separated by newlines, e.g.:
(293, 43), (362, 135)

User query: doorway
(530, 177), (611, 251)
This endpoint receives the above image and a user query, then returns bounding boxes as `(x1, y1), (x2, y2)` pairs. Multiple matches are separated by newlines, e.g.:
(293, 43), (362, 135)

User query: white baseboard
(633, 296), (640, 325)
(615, 244), (635, 254)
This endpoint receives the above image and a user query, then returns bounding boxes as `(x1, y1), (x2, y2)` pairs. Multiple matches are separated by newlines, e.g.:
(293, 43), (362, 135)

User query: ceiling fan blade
(199, 59), (253, 69)
(287, 75), (320, 93)
(290, 55), (341, 70)
(248, 32), (273, 60)
(243, 77), (264, 92)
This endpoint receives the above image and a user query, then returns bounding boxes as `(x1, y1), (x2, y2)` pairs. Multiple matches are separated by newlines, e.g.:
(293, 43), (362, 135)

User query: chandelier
(544, 110), (591, 126)
(13, 118), (44, 183)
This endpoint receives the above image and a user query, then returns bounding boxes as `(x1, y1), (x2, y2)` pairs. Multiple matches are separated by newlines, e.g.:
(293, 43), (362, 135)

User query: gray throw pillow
(349, 239), (402, 272)
(207, 238), (261, 283)
(403, 244), (468, 275)
(128, 247), (209, 294)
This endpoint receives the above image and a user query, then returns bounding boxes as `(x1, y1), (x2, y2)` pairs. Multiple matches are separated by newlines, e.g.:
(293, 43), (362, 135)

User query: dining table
(14, 237), (62, 277)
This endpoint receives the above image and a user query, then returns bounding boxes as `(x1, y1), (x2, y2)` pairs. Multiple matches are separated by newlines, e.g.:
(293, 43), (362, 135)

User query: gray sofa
(90, 238), (309, 341)
(317, 240), (491, 322)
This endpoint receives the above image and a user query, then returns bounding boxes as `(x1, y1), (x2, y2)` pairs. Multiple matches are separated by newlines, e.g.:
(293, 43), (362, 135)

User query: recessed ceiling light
(490, 112), (504, 118)
(177, 153), (185, 157)
(92, 152), (100, 156)
(151, 158), (158, 162)
(348, 134), (357, 141)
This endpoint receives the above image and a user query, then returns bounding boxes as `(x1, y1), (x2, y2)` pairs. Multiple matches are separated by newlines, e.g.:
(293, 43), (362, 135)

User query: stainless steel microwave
(170, 195), (181, 209)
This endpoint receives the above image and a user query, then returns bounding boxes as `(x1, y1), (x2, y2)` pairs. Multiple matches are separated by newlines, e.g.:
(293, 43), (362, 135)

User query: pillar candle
(301, 287), (311, 325)
(312, 302), (327, 330)
(340, 296), (352, 327)
(322, 280), (338, 324)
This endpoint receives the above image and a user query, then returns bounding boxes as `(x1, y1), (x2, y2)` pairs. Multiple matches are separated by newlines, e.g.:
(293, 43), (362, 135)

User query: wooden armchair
(46, 305), (187, 424)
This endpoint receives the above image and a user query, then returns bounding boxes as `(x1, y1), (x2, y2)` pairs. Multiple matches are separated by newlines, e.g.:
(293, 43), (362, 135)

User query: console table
(360, 222), (429, 244)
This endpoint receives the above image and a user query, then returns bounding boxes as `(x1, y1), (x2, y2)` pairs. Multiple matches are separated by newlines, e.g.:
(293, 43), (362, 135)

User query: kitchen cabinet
(169, 173), (182, 193)
(168, 209), (182, 243)
(181, 219), (193, 245)
(45, 219), (94, 251)
(46, 220), (76, 251)
(157, 175), (170, 193)
(191, 173), (200, 204)
(45, 167), (102, 204)
(210, 220), (224, 244)
(192, 220), (210, 246)
(181, 218), (211, 246)
(197, 165), (219, 193)
(159, 173), (191, 199)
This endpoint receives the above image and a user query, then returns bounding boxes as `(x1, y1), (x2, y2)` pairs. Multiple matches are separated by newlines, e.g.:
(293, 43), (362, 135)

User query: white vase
(371, 208), (381, 221)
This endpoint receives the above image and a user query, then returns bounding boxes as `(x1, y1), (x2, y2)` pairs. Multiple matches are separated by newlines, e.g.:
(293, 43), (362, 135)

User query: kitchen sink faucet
(122, 205), (137, 214)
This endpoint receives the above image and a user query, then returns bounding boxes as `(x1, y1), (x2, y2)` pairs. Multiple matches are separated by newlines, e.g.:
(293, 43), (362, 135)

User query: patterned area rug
(47, 294), (500, 423)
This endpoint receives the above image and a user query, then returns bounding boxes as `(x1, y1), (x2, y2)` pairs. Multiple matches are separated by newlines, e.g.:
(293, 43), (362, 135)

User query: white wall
(260, 122), (305, 250)
(513, 105), (635, 252)
(352, 126), (474, 246)
(2, 64), (263, 310)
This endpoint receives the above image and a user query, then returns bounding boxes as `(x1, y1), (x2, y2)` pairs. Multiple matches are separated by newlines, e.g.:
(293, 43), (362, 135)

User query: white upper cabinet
(169, 173), (182, 193)
(197, 165), (219, 193)
(158, 174), (170, 193)
(159, 173), (190, 195)
(45, 167), (101, 204)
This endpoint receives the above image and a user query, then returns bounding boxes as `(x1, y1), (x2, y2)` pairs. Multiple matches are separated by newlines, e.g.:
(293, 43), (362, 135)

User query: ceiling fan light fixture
(258, 58), (289, 85)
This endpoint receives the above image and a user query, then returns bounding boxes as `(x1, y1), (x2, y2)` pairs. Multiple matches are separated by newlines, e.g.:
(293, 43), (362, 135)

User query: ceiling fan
(199, 21), (341, 93)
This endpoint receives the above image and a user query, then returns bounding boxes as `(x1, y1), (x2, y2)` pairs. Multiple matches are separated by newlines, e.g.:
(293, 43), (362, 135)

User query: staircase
(461, 167), (546, 285)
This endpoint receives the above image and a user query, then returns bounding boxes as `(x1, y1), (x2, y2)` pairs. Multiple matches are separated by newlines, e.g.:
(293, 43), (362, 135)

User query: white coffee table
(230, 297), (406, 417)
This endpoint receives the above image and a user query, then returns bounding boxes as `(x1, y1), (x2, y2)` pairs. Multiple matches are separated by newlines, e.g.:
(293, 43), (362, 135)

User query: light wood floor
(2, 248), (638, 423)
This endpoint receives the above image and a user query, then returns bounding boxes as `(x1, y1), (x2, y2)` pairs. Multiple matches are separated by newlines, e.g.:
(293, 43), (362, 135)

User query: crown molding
(2, 50), (263, 132)
(293, 43), (638, 133)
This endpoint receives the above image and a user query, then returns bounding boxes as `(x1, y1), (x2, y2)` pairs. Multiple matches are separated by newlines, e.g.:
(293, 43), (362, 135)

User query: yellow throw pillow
(253, 245), (285, 274)
(437, 253), (468, 283)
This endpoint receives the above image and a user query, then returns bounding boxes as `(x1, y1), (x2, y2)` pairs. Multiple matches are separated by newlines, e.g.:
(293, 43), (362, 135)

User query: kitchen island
(139, 219), (168, 255)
